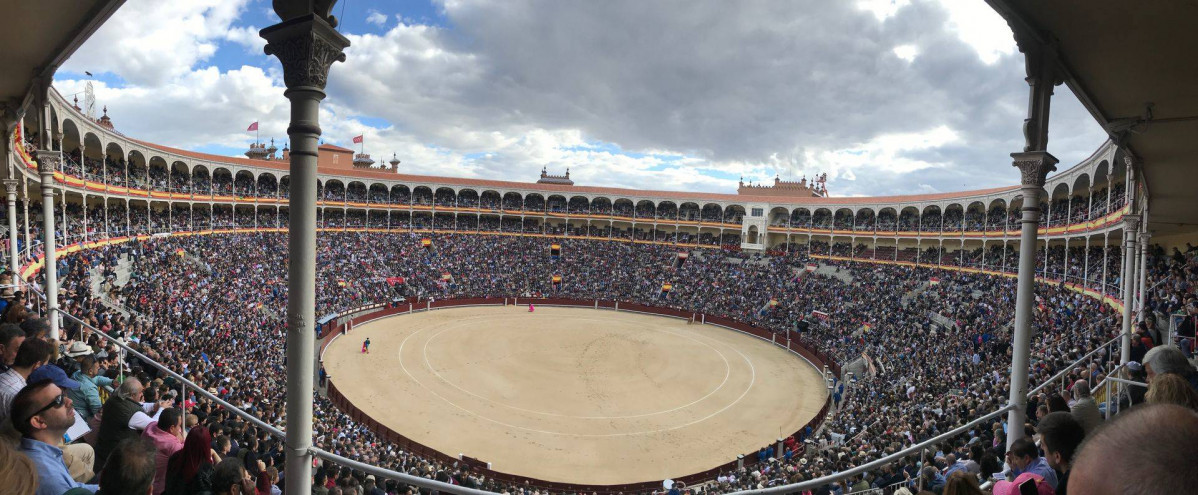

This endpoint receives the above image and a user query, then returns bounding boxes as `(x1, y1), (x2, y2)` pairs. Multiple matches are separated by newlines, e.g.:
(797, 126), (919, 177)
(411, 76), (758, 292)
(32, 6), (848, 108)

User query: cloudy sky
(54, 0), (1107, 196)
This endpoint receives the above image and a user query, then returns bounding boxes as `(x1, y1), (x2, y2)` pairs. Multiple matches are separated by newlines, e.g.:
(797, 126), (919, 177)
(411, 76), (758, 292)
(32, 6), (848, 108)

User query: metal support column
(260, 7), (349, 495)
(1008, 151), (1056, 449)
(1120, 216), (1140, 363)
(1005, 28), (1060, 450)
(35, 150), (61, 339)
(4, 180), (18, 274)
(1137, 229), (1150, 322)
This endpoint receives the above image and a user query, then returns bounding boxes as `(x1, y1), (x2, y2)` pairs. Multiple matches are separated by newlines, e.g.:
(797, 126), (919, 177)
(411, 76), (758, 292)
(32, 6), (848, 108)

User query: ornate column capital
(1010, 151), (1059, 188)
(260, 14), (350, 91)
(33, 150), (60, 178)
(1122, 216), (1141, 239)
(1138, 230), (1151, 244)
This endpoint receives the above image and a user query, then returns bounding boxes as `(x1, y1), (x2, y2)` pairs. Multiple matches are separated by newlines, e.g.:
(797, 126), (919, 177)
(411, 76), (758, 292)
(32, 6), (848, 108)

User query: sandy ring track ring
(418, 313), (737, 419)
(324, 305), (827, 485)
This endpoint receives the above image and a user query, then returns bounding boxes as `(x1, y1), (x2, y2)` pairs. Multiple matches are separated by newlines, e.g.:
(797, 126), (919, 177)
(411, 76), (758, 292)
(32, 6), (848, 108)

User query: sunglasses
(22, 392), (68, 425)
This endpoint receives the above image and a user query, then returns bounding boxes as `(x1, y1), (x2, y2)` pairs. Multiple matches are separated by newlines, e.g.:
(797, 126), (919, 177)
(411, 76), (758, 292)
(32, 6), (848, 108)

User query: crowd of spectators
(0, 231), (1193, 495)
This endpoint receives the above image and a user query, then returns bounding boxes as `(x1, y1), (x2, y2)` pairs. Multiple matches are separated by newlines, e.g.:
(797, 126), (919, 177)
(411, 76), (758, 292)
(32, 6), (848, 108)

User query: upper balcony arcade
(8, 87), (1136, 244)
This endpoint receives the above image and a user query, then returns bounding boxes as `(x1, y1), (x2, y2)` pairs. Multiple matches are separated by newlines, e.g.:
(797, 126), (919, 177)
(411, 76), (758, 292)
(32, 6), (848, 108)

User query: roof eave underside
(992, 0), (1198, 235)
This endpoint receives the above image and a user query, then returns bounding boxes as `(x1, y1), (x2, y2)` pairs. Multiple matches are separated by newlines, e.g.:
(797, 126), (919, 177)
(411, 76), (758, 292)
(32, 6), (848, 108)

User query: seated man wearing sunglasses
(11, 378), (98, 495)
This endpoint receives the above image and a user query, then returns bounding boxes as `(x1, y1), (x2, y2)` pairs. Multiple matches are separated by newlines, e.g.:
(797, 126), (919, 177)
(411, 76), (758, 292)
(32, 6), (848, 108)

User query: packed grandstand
(4, 2), (1198, 495)
(0, 86), (1194, 494)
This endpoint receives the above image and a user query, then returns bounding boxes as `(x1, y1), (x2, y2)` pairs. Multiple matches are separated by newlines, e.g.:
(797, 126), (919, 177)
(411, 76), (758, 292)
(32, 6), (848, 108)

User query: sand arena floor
(323, 306), (827, 484)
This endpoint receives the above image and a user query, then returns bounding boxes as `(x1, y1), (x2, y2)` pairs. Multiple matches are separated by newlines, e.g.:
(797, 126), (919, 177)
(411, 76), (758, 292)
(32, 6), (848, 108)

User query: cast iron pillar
(1137, 229), (1150, 322)
(4, 179), (18, 275)
(1007, 151), (1056, 450)
(260, 4), (349, 494)
(35, 151), (60, 339)
(1004, 24), (1061, 450)
(1119, 216), (1140, 363)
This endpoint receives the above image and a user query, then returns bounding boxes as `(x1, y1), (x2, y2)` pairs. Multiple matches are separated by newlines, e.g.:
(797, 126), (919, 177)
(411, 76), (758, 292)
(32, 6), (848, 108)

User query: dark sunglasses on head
(21, 392), (68, 425)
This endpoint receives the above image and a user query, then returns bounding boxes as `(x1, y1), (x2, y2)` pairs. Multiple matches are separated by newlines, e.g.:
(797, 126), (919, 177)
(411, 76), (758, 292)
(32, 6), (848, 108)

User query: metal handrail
(30, 288), (506, 494)
(1028, 334), (1122, 396)
(730, 405), (1017, 494)
(18, 233), (1136, 494)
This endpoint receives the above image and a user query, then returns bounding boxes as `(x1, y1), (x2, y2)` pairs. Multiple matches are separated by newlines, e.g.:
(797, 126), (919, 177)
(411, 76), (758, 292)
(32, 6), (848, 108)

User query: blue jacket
(69, 370), (113, 420)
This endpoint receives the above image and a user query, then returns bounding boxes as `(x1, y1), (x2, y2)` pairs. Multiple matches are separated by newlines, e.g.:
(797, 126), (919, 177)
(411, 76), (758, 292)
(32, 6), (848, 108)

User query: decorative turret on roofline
(96, 106), (115, 131)
(737, 172), (828, 197)
(537, 166), (574, 185)
(353, 152), (376, 168)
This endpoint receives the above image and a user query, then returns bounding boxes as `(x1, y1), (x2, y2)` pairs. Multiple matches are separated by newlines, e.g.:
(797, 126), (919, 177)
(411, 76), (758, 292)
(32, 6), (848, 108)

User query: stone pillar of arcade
(1005, 28), (1060, 451)
(259, 3), (349, 493)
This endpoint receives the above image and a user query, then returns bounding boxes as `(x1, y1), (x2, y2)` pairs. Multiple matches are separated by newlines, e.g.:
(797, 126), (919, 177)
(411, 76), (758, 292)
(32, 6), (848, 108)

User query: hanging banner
(805, 263), (818, 272)
(386, 277), (405, 286)
(550, 243), (562, 259)
(421, 238), (432, 249)
(675, 252), (689, 269)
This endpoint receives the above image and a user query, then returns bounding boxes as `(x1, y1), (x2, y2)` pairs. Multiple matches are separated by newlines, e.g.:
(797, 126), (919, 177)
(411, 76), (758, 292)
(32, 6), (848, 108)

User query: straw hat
(64, 341), (94, 357)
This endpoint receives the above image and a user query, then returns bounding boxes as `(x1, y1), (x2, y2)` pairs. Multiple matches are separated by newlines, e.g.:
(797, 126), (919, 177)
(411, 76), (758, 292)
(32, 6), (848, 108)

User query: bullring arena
(4, 3), (1197, 494)
(323, 305), (827, 484)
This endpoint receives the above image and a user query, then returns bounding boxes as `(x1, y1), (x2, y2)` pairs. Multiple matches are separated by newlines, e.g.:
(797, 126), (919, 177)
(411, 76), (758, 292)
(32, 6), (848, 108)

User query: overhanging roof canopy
(991, 1), (1198, 235)
(0, 1), (124, 124)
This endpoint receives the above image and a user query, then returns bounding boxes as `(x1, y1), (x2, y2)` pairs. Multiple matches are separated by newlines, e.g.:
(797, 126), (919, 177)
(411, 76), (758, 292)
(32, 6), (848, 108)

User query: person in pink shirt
(141, 407), (185, 494)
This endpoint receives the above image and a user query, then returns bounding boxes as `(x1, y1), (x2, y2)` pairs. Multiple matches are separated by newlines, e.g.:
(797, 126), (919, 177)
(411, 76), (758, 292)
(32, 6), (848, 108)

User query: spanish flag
(175, 249), (186, 256)
(421, 238), (432, 248)
(337, 280), (347, 288)
(441, 272), (452, 281)
(550, 243), (561, 258)
(551, 274), (562, 284)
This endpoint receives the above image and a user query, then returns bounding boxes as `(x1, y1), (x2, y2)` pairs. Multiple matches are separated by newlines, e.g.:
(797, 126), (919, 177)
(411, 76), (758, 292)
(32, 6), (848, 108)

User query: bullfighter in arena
(528, 303), (535, 312)
(362, 338), (371, 354)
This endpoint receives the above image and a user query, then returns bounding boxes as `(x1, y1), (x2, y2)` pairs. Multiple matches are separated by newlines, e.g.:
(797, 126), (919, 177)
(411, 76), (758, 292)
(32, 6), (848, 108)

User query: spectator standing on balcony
(1036, 412), (1085, 495)
(11, 379), (98, 495)
(0, 337), (53, 425)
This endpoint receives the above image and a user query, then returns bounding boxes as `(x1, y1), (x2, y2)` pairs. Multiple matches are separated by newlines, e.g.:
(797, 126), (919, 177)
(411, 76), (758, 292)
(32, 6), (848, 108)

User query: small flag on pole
(352, 135), (364, 144)
(247, 122), (259, 132)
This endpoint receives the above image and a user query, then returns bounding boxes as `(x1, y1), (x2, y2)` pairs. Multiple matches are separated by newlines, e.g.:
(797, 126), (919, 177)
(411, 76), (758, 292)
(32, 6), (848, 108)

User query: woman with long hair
(163, 426), (216, 495)
(942, 471), (984, 495)
(1146, 372), (1198, 411)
